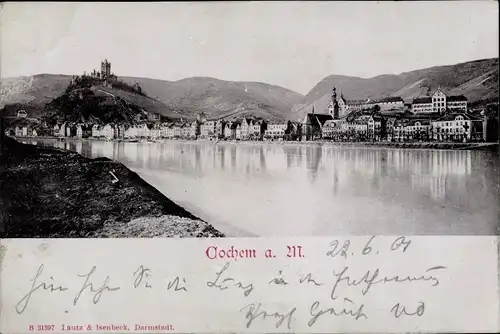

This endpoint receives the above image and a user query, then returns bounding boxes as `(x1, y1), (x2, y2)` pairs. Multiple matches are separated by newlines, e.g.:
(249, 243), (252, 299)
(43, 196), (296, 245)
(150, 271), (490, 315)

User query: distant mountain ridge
(1, 74), (304, 121)
(1, 57), (497, 123)
(292, 58), (499, 120)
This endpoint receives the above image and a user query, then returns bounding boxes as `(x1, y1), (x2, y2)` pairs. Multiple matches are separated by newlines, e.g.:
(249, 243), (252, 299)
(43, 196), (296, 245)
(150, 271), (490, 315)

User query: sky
(1, 1), (498, 94)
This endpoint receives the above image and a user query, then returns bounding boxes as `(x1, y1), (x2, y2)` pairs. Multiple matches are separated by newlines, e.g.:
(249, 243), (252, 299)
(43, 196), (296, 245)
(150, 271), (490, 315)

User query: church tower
(331, 86), (340, 119)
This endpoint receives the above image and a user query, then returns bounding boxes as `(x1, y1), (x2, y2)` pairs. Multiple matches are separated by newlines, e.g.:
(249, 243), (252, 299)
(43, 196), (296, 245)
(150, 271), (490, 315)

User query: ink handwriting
(308, 299), (368, 327)
(133, 265), (152, 288)
(240, 302), (297, 329)
(73, 266), (120, 306)
(330, 265), (447, 300)
(15, 264), (68, 314)
(206, 262), (254, 297)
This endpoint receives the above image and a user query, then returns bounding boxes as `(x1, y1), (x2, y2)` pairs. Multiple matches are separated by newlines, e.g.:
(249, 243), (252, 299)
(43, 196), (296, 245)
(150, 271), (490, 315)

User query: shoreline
(14, 135), (499, 151)
(0, 136), (225, 238)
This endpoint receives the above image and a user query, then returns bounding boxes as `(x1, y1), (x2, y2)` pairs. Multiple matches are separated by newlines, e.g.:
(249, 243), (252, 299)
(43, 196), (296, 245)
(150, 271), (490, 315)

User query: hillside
(292, 58), (499, 120)
(41, 87), (145, 125)
(0, 74), (186, 121)
(1, 74), (304, 121)
(120, 76), (303, 121)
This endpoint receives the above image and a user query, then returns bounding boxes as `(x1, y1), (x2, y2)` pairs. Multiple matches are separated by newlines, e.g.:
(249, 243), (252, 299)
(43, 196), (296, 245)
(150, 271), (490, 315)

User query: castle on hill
(70, 59), (117, 87)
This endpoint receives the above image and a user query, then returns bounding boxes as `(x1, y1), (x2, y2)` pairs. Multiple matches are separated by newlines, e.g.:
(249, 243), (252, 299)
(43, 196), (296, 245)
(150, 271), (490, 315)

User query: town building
(125, 125), (138, 139)
(337, 96), (369, 116)
(224, 122), (233, 139)
(241, 118), (254, 139)
(66, 123), (77, 137)
(173, 124), (182, 138)
(17, 110), (28, 118)
(385, 117), (397, 141)
(367, 97), (405, 113)
(15, 126), (22, 137)
(401, 119), (432, 141)
(322, 119), (344, 139)
(189, 120), (200, 138)
(393, 119), (409, 141)
(147, 112), (161, 122)
(412, 87), (468, 114)
(76, 125), (83, 138)
(431, 113), (482, 141)
(250, 120), (266, 139)
(181, 123), (191, 138)
(356, 115), (384, 140)
(136, 124), (151, 138)
(235, 123), (242, 140)
(446, 95), (468, 112)
(412, 97), (433, 114)
(102, 124), (114, 140)
(265, 121), (289, 139)
(166, 124), (175, 138)
(150, 124), (162, 139)
(92, 125), (101, 138)
(76, 124), (92, 138)
(114, 124), (126, 139)
(58, 123), (67, 137)
(200, 120), (216, 138)
(160, 123), (171, 138)
(215, 120), (226, 138)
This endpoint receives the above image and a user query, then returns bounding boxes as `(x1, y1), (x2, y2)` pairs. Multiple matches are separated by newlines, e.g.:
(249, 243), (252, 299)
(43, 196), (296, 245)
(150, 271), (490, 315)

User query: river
(22, 139), (500, 236)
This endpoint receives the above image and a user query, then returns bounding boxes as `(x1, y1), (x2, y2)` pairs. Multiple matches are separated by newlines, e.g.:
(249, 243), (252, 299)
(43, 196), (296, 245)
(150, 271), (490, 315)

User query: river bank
(13, 135), (498, 151)
(0, 136), (225, 238)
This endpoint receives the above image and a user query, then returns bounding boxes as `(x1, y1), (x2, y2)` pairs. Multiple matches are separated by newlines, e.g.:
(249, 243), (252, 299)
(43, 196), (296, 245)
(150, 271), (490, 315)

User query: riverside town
(3, 59), (499, 146)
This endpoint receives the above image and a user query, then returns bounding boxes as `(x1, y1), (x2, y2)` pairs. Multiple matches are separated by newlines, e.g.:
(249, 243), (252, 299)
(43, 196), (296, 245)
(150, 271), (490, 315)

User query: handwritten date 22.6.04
(326, 236), (412, 259)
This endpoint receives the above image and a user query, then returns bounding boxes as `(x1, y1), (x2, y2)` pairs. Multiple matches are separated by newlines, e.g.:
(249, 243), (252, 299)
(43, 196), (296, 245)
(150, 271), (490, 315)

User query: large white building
(431, 113), (482, 141)
(366, 97), (405, 112)
(412, 88), (468, 114)
(265, 121), (289, 138)
(337, 96), (369, 116)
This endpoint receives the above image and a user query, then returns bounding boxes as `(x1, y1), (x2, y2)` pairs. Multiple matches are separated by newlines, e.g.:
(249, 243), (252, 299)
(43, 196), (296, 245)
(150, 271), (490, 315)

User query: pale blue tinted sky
(1, 1), (498, 94)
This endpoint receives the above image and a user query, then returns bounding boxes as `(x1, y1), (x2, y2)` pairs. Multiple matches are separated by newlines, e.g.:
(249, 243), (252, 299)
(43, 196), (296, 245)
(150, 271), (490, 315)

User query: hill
(1, 74), (304, 121)
(0, 74), (186, 121)
(119, 76), (303, 121)
(292, 58), (499, 120)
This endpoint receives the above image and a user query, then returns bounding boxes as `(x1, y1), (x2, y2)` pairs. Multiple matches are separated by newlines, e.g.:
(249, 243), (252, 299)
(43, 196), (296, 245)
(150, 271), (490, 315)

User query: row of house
(7, 125), (38, 138)
(315, 112), (484, 142)
(7, 108), (492, 143)
(334, 87), (468, 118)
(44, 117), (302, 141)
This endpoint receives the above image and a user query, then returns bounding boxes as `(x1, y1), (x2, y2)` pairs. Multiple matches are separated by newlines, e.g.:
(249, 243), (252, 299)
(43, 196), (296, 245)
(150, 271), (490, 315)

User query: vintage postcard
(0, 1), (499, 333)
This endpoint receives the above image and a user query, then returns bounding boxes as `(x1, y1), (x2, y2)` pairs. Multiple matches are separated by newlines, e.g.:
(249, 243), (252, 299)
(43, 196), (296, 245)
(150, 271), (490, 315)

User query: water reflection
(25, 139), (499, 236)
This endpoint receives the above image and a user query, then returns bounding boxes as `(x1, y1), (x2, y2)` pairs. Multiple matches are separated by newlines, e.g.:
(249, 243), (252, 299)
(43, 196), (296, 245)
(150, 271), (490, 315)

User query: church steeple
(331, 86), (340, 120)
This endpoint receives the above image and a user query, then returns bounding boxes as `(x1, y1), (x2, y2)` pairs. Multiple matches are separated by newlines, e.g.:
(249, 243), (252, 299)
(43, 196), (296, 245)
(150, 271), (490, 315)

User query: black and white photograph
(1, 1), (499, 239)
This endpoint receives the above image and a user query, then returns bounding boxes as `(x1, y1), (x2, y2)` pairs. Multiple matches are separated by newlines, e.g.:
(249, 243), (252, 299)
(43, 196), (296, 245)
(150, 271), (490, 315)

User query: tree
(134, 83), (143, 95)
(462, 123), (470, 142)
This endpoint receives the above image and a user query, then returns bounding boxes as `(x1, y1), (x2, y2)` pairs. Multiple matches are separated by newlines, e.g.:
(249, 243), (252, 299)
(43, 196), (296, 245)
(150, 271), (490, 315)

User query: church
(301, 86), (340, 140)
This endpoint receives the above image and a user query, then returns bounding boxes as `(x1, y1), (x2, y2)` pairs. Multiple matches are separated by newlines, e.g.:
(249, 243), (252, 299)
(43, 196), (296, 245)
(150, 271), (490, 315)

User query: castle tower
(331, 86), (340, 119)
(100, 59), (111, 79)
